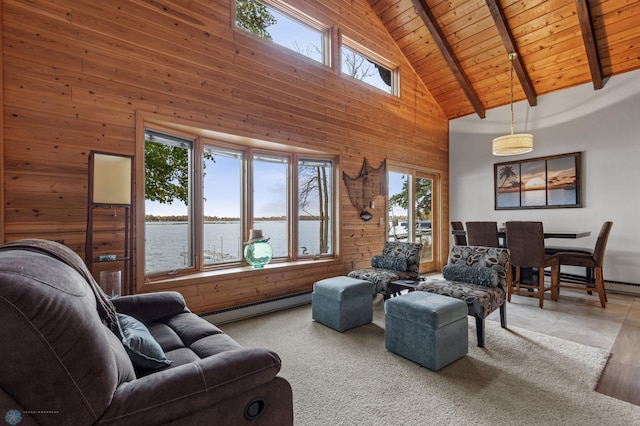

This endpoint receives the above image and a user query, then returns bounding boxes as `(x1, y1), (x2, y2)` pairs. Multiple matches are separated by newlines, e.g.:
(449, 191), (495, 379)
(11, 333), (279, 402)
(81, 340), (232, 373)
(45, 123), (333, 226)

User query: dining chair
(450, 221), (467, 246)
(465, 221), (500, 247)
(554, 222), (613, 308)
(505, 221), (560, 309)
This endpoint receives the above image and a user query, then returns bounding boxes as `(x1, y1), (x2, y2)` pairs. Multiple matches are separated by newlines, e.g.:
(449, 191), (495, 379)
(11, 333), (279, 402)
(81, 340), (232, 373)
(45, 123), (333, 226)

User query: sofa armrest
(100, 347), (283, 425)
(112, 291), (188, 323)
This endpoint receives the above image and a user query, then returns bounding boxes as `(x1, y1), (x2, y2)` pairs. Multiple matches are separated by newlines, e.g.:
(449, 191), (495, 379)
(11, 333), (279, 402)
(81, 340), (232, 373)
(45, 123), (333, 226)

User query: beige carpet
(219, 297), (640, 425)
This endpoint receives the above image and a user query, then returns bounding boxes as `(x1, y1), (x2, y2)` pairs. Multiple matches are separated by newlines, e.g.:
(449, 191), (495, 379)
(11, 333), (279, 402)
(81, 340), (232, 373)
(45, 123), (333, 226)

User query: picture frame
(494, 152), (582, 210)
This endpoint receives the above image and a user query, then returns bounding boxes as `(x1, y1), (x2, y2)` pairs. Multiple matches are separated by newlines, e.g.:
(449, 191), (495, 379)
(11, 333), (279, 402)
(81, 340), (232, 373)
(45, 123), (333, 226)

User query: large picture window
(298, 159), (333, 257)
(144, 130), (194, 274)
(203, 146), (243, 266)
(252, 153), (289, 258)
(143, 126), (336, 279)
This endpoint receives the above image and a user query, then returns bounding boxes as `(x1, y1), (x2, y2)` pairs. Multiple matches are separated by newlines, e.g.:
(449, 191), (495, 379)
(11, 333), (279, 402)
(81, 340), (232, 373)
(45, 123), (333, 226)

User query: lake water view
(145, 220), (329, 273)
(497, 188), (576, 208)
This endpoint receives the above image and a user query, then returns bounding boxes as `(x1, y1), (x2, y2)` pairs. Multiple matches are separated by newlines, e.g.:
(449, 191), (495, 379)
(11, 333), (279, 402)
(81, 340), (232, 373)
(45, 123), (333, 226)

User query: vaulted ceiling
(368, 0), (640, 119)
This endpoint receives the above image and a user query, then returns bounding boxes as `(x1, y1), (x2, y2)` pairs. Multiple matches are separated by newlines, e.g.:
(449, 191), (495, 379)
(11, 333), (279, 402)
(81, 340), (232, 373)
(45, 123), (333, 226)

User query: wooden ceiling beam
(411, 0), (486, 119)
(485, 0), (537, 107)
(575, 0), (604, 90)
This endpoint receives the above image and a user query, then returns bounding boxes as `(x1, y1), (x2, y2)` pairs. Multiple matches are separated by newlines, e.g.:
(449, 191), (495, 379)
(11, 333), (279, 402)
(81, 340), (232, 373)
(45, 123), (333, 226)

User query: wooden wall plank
(1, 0), (449, 313)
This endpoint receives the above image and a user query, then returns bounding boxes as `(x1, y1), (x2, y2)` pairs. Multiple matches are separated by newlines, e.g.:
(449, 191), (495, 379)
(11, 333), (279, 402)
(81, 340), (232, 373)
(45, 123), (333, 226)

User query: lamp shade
(91, 153), (132, 204)
(492, 133), (534, 156)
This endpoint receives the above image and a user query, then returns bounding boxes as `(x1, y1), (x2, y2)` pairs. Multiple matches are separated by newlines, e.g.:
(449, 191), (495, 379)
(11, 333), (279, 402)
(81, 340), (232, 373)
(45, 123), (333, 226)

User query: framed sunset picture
(494, 152), (582, 210)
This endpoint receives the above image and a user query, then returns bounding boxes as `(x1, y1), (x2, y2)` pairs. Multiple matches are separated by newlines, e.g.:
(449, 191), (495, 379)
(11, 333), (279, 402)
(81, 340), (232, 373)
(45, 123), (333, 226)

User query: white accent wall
(449, 68), (640, 286)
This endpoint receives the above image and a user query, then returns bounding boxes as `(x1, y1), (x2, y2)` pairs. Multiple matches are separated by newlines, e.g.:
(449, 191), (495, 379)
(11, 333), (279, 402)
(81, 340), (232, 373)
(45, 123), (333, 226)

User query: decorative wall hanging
(494, 152), (582, 210)
(343, 158), (386, 221)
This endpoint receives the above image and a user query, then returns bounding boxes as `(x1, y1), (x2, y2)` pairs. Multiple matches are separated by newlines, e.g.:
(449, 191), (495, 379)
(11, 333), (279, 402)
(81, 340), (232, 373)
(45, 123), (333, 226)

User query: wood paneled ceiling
(368, 0), (640, 119)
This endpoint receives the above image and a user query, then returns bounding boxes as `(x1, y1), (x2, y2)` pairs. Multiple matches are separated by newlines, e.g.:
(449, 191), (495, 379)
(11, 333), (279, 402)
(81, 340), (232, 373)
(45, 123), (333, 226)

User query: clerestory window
(234, 1), (400, 97)
(235, 0), (329, 65)
(341, 37), (398, 95)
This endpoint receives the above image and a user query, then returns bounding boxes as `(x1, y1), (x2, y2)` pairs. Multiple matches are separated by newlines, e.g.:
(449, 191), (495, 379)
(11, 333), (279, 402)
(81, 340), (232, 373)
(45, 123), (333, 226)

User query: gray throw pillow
(117, 313), (172, 370)
(442, 264), (499, 288)
(371, 255), (408, 272)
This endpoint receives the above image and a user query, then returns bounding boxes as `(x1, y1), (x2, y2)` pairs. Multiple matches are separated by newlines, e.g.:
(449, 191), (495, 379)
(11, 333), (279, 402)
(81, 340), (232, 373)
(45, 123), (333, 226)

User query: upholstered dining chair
(505, 221), (560, 309)
(465, 221), (500, 247)
(554, 221), (613, 308)
(450, 221), (467, 246)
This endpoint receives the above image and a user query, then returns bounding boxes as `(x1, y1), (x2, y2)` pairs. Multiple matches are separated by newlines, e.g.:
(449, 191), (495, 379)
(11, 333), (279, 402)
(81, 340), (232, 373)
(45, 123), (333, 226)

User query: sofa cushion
(442, 265), (499, 288)
(371, 254), (408, 272)
(118, 313), (172, 370)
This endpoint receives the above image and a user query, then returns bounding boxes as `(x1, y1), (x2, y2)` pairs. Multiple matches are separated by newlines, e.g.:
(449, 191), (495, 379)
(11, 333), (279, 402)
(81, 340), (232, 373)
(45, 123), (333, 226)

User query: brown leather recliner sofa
(0, 239), (293, 425)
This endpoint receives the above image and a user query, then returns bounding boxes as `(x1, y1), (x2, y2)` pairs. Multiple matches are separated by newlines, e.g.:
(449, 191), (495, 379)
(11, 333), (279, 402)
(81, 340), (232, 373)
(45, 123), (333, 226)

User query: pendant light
(492, 52), (533, 156)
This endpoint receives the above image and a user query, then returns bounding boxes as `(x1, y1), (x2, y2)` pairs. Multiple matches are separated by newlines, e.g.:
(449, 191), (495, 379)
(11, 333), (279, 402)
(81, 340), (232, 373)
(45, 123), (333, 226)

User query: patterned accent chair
(416, 246), (511, 348)
(348, 241), (423, 300)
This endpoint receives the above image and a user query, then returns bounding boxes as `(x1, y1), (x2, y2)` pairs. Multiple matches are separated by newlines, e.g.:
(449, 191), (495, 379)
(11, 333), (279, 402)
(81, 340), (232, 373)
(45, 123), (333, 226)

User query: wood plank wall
(1, 0), (449, 313)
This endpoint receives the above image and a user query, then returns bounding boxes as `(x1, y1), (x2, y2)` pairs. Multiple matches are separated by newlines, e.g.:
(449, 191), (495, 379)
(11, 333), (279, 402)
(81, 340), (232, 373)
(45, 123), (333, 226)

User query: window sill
(140, 257), (340, 291)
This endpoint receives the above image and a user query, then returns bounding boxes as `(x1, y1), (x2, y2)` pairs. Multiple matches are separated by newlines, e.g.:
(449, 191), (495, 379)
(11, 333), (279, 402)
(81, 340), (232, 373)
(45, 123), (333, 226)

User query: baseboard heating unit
(544, 271), (640, 296)
(604, 280), (640, 296)
(199, 291), (312, 325)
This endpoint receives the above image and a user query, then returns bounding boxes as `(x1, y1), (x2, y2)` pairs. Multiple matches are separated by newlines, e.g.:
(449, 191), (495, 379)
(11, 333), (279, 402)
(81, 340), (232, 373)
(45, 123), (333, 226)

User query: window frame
(234, 0), (332, 67)
(296, 157), (335, 258)
(387, 165), (440, 273)
(202, 143), (245, 267)
(340, 36), (399, 96)
(137, 116), (339, 285)
(143, 127), (200, 276)
(250, 150), (292, 259)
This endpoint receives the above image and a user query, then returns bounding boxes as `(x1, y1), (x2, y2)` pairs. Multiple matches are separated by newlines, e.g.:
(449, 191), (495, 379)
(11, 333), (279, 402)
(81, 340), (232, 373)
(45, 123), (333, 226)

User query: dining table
(450, 229), (591, 240)
(450, 228), (592, 284)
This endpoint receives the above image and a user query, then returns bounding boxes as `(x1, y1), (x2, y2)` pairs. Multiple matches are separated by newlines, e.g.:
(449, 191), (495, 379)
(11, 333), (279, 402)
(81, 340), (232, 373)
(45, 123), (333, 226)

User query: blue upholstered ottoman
(312, 276), (374, 332)
(385, 291), (468, 371)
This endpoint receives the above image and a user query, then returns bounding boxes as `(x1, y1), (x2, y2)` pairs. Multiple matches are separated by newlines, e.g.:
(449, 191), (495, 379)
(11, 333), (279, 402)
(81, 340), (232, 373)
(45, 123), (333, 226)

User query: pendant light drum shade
(492, 52), (534, 156)
(492, 133), (533, 156)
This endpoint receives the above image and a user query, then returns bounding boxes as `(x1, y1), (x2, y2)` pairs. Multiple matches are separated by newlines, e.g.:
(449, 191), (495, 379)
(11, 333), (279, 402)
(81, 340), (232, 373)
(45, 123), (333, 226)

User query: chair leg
(537, 268), (545, 308)
(601, 269), (608, 303)
(475, 317), (485, 348)
(586, 266), (594, 295)
(508, 266), (520, 302)
(499, 304), (507, 329)
(595, 267), (606, 308)
(550, 264), (559, 301)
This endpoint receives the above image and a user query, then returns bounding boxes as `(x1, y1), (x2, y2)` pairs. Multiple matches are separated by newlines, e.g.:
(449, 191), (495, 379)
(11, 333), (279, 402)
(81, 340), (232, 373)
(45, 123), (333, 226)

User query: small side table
(389, 279), (420, 298)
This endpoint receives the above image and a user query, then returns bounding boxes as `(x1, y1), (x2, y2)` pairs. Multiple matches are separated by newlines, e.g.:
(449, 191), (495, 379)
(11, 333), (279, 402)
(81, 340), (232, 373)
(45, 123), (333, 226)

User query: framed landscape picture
(494, 152), (582, 210)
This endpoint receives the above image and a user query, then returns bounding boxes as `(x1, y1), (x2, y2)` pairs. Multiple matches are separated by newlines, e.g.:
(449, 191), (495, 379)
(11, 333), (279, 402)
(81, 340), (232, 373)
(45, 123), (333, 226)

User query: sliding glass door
(388, 168), (438, 273)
